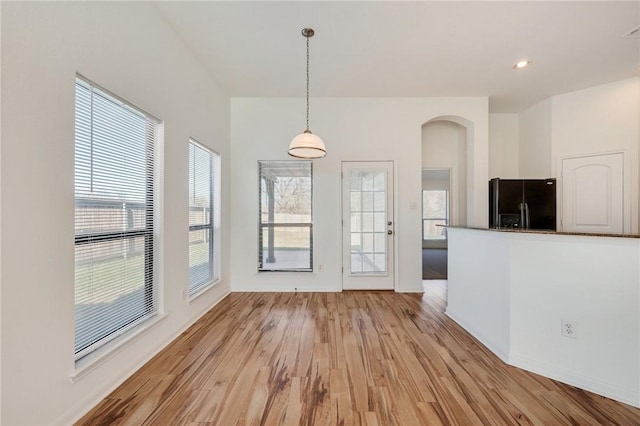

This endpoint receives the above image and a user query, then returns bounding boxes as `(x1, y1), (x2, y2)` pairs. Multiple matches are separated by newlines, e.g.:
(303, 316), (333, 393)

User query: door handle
(387, 230), (393, 235)
(519, 203), (524, 228)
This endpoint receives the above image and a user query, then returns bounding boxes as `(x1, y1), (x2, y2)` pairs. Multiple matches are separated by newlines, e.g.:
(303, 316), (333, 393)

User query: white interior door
(342, 161), (394, 290)
(561, 153), (624, 233)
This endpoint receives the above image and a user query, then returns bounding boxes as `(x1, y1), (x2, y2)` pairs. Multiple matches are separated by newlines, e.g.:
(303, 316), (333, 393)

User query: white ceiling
(156, 1), (640, 113)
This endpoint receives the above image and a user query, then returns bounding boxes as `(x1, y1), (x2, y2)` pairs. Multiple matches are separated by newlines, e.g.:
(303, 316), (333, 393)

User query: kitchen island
(446, 226), (640, 408)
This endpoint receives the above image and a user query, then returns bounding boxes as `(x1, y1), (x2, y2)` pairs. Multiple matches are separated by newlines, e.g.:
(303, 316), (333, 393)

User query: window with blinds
(74, 75), (159, 359)
(258, 161), (312, 272)
(188, 140), (219, 295)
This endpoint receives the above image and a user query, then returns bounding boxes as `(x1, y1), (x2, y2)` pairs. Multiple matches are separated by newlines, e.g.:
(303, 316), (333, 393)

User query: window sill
(255, 271), (317, 278)
(187, 278), (222, 303)
(70, 313), (167, 382)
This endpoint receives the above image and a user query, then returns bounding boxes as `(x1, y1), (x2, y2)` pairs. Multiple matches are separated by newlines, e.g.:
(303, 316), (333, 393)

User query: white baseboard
(445, 309), (509, 362)
(509, 352), (640, 409)
(55, 287), (231, 426)
(232, 284), (341, 292)
(447, 309), (639, 408)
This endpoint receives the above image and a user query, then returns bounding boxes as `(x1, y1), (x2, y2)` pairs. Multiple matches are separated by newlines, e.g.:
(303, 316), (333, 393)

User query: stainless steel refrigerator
(489, 178), (556, 230)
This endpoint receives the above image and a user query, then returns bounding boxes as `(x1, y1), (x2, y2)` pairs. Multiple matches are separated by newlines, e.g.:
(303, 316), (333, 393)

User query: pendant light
(288, 28), (326, 159)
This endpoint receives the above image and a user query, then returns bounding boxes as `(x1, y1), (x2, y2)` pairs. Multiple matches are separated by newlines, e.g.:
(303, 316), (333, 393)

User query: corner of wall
(518, 99), (552, 178)
(488, 113), (520, 179)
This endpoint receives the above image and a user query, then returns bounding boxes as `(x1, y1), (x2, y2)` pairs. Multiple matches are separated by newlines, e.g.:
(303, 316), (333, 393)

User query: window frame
(73, 74), (160, 361)
(188, 138), (220, 297)
(258, 160), (313, 272)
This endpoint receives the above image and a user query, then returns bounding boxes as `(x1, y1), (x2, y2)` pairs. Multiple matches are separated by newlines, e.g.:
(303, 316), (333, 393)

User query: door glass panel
(351, 253), (362, 273)
(362, 173), (374, 191)
(351, 233), (361, 250)
(374, 192), (385, 211)
(362, 253), (375, 273)
(351, 213), (361, 232)
(373, 172), (385, 191)
(350, 192), (361, 211)
(362, 233), (374, 252)
(362, 192), (374, 210)
(374, 212), (385, 231)
(350, 176), (362, 191)
(362, 213), (374, 232)
(374, 233), (386, 252)
(349, 170), (387, 274)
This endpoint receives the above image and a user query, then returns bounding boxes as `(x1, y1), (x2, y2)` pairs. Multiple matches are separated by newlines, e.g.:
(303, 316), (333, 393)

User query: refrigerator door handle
(519, 203), (524, 228)
(524, 203), (530, 229)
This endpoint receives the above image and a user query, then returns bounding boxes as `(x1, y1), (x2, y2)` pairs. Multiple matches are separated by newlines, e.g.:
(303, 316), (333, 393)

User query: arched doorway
(421, 117), (474, 280)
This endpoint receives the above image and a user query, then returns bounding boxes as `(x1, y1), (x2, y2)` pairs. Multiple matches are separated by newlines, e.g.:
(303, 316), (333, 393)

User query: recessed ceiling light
(513, 60), (531, 70)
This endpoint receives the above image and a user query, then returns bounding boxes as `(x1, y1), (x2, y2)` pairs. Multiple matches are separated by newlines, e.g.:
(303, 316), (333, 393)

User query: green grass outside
(75, 253), (145, 304)
(261, 228), (310, 249)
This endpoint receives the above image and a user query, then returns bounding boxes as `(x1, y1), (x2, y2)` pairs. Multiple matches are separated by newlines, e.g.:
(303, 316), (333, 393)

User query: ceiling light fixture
(288, 28), (326, 159)
(513, 60), (531, 70)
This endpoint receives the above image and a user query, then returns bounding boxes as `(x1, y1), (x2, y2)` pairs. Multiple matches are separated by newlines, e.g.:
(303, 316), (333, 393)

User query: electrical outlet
(561, 320), (577, 338)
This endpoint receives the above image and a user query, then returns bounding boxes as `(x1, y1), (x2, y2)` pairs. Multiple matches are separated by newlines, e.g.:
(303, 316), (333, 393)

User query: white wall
(519, 99), (552, 178)
(1, 3), (230, 425)
(422, 121), (467, 226)
(551, 78), (639, 233)
(488, 113), (519, 178)
(446, 229), (511, 360)
(0, 3), (3, 421)
(515, 78), (639, 232)
(230, 98), (488, 293)
(508, 233), (640, 406)
(447, 228), (640, 408)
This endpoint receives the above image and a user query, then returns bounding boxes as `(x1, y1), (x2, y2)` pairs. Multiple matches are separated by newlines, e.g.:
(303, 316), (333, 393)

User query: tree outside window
(422, 190), (448, 240)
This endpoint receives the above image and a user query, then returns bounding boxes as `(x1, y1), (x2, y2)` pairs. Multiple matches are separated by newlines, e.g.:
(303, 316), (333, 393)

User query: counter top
(445, 225), (640, 239)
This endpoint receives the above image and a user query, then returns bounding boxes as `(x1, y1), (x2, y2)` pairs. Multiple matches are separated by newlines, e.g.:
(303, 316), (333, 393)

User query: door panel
(497, 180), (523, 215)
(524, 179), (556, 230)
(562, 153), (623, 233)
(342, 161), (394, 290)
(493, 179), (524, 228)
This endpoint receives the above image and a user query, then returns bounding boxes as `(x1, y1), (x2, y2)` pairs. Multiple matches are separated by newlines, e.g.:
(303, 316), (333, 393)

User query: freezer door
(523, 179), (556, 230)
(490, 179), (524, 228)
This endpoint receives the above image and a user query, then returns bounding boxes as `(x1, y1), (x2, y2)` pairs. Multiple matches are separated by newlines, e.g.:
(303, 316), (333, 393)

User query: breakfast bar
(446, 226), (640, 408)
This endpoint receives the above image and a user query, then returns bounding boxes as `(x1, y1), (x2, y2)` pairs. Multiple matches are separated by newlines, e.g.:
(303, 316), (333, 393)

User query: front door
(342, 161), (394, 290)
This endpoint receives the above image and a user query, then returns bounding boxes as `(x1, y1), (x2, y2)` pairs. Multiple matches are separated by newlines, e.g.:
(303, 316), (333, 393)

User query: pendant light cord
(306, 35), (310, 131)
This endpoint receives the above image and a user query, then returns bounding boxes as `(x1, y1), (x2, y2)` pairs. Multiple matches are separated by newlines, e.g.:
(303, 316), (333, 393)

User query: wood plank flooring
(77, 282), (640, 425)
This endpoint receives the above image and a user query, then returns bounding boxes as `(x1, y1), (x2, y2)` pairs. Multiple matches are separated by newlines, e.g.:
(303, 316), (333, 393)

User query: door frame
(558, 149), (631, 233)
(341, 160), (397, 291)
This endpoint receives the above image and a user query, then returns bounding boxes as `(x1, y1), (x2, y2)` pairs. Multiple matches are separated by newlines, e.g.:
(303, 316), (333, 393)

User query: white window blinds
(74, 76), (159, 358)
(188, 140), (218, 295)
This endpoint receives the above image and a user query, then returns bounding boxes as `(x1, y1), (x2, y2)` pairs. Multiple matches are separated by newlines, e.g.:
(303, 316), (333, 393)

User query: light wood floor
(77, 282), (640, 425)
